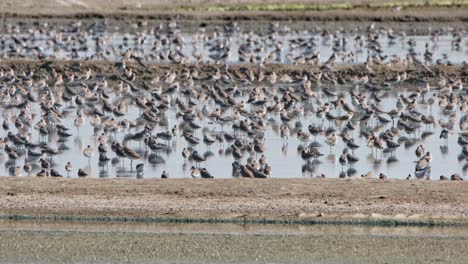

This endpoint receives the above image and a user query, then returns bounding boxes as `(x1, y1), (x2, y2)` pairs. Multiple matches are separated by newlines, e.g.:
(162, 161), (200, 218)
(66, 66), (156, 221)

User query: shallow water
(0, 220), (467, 264)
(1, 220), (468, 237)
(1, 31), (466, 64)
(1, 80), (466, 179)
(0, 22), (467, 179)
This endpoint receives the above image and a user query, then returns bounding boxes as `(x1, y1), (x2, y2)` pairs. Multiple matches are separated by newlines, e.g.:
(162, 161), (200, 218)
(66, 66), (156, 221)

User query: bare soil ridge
(0, 0), (467, 23)
(1, 178), (467, 224)
(1, 59), (466, 84)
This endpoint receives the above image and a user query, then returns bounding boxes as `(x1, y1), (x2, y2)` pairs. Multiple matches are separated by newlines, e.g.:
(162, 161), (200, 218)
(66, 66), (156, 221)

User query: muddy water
(0, 220), (467, 263)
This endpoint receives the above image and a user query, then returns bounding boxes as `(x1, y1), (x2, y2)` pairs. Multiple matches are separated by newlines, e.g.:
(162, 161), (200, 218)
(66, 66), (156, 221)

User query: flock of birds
(0, 20), (467, 180)
(0, 20), (466, 65)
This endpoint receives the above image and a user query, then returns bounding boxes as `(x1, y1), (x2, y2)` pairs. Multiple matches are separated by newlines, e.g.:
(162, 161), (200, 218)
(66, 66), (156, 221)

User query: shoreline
(1, 177), (467, 226)
(2, 214), (468, 227)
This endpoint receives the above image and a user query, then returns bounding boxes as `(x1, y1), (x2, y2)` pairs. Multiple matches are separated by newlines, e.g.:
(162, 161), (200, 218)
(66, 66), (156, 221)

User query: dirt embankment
(1, 59), (467, 85)
(0, 177), (467, 225)
(0, 1), (467, 35)
(1, 0), (468, 22)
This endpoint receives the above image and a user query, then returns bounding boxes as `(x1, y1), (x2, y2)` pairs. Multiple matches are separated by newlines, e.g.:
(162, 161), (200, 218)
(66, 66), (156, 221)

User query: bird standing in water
(23, 162), (32, 176)
(65, 162), (73, 176)
(325, 133), (338, 153)
(83, 145), (94, 163)
(191, 151), (206, 167)
(440, 128), (449, 146)
(0, 21), (465, 181)
(74, 114), (84, 134)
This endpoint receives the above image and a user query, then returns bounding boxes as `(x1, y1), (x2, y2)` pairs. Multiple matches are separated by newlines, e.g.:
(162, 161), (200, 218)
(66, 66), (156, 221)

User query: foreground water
(0, 220), (467, 263)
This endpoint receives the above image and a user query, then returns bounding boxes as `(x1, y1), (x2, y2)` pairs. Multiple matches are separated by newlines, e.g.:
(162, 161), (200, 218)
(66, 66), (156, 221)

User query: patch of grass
(176, 3), (353, 12)
(173, 0), (468, 12)
(367, 0), (468, 8)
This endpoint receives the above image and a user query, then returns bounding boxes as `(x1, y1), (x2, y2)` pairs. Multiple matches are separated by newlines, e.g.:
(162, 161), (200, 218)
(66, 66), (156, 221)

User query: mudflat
(1, 0), (468, 35)
(1, 228), (468, 263)
(0, 177), (467, 224)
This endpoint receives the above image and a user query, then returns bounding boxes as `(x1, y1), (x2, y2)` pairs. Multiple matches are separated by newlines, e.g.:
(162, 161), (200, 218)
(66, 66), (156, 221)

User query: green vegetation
(173, 0), (468, 12)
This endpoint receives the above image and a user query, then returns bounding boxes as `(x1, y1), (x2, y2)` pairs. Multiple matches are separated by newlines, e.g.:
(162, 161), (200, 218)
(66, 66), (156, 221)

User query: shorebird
(90, 115), (101, 129)
(36, 169), (48, 177)
(74, 114), (84, 133)
(383, 135), (399, 153)
(136, 163), (144, 174)
(415, 145), (425, 159)
(414, 157), (431, 179)
(297, 129), (311, 145)
(259, 154), (268, 166)
(371, 135), (385, 159)
(83, 145), (94, 163)
(182, 148), (191, 162)
(344, 148), (359, 164)
(231, 145), (244, 160)
(200, 168), (215, 178)
(190, 166), (201, 178)
(99, 153), (110, 168)
(240, 165), (254, 178)
(440, 175), (449, 180)
(191, 150), (206, 167)
(379, 173), (388, 180)
(339, 152), (347, 171)
(157, 131), (173, 145)
(325, 133), (337, 152)
(346, 139), (360, 154)
(280, 125), (290, 143)
(121, 145), (141, 170)
(78, 169), (88, 177)
(440, 128), (449, 145)
(263, 163), (272, 177)
(253, 140), (264, 158)
(65, 162), (73, 176)
(47, 168), (60, 177)
(203, 134), (216, 149)
(23, 162), (32, 176)
(11, 166), (22, 177)
(422, 151), (432, 163)
(39, 158), (50, 172)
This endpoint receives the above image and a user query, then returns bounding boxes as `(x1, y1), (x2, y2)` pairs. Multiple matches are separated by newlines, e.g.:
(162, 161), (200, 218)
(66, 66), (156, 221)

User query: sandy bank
(0, 177), (467, 225)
